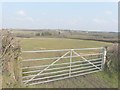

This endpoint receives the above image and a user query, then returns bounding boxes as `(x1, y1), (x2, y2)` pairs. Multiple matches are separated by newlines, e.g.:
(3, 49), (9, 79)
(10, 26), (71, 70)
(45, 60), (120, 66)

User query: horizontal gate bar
(23, 65), (69, 74)
(22, 63), (102, 79)
(22, 58), (102, 69)
(22, 53), (103, 61)
(22, 47), (103, 53)
(71, 66), (101, 75)
(23, 72), (69, 83)
(22, 60), (102, 74)
(23, 64), (101, 82)
(23, 68), (69, 79)
(27, 69), (101, 85)
(22, 62), (102, 74)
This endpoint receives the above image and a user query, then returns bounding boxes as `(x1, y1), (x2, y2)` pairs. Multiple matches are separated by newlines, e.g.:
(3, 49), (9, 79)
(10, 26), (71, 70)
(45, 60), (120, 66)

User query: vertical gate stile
(69, 49), (72, 77)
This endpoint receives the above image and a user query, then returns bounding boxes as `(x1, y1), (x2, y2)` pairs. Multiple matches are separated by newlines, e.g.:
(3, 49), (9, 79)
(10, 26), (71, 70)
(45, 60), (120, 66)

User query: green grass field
(20, 38), (112, 50)
(20, 38), (118, 88)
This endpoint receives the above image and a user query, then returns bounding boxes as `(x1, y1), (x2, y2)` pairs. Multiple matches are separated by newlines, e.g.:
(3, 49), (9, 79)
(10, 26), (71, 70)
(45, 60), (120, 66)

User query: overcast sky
(2, 2), (118, 32)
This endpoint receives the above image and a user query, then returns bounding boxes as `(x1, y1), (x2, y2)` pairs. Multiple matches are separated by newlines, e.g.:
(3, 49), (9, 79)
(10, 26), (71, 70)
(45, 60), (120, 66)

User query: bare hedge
(0, 29), (22, 88)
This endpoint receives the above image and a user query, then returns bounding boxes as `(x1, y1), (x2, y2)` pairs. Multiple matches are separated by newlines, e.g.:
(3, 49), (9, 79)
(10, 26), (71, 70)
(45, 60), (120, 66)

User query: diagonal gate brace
(72, 50), (101, 70)
(24, 51), (70, 84)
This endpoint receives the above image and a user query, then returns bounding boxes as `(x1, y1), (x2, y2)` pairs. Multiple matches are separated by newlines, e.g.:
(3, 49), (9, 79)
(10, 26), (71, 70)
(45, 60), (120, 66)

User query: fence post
(101, 47), (107, 70)
(69, 49), (73, 77)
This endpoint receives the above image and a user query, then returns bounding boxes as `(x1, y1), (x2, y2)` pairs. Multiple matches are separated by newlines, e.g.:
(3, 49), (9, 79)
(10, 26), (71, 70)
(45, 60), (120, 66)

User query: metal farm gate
(22, 47), (107, 86)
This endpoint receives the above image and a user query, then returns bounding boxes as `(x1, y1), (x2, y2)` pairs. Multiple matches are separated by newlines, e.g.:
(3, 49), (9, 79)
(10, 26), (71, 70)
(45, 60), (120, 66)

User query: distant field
(20, 38), (112, 51)
(21, 38), (110, 70)
(13, 29), (118, 43)
(19, 38), (118, 88)
(21, 37), (112, 63)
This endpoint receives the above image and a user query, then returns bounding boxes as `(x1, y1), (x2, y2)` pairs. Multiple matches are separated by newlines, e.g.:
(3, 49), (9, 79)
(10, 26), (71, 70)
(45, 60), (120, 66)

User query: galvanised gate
(22, 47), (107, 86)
